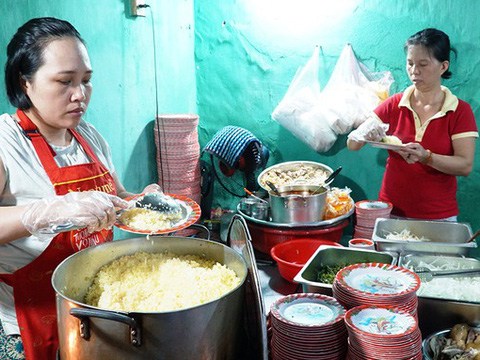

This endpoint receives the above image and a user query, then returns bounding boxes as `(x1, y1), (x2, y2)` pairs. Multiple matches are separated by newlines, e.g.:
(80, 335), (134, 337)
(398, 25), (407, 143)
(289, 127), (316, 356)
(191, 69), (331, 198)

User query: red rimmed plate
(345, 305), (418, 338)
(355, 200), (392, 211)
(270, 293), (346, 327)
(364, 140), (406, 151)
(115, 193), (201, 235)
(335, 263), (421, 297)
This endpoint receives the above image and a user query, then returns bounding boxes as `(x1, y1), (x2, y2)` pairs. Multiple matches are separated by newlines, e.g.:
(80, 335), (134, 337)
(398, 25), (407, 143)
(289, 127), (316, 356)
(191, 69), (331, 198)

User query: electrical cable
(209, 154), (246, 198)
(141, 3), (167, 189)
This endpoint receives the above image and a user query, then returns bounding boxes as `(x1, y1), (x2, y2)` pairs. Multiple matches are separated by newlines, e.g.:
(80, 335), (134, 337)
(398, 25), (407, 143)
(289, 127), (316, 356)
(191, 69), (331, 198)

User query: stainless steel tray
(372, 218), (476, 255)
(236, 202), (353, 229)
(398, 252), (480, 336)
(399, 253), (480, 272)
(293, 245), (396, 296)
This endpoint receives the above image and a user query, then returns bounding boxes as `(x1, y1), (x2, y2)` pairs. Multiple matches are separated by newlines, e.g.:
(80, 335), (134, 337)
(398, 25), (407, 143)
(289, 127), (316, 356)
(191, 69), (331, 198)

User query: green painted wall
(195, 0), (480, 232)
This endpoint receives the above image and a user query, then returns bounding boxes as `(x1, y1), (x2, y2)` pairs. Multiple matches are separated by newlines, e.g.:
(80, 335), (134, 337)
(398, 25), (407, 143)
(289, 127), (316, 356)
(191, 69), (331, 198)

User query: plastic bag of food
(271, 46), (338, 153)
(322, 44), (394, 133)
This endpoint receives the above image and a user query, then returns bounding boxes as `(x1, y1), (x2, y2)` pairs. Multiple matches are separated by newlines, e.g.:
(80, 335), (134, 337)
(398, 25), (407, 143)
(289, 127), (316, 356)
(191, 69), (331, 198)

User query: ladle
(265, 180), (281, 196)
(311, 166), (343, 195)
(135, 192), (182, 214)
(467, 229), (480, 243)
(415, 267), (480, 282)
(243, 188), (269, 204)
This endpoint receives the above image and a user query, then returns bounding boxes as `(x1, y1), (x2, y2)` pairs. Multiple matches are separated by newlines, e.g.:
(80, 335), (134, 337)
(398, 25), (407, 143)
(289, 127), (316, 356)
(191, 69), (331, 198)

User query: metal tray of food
(372, 218), (476, 255)
(257, 161), (333, 192)
(398, 252), (480, 336)
(293, 245), (396, 296)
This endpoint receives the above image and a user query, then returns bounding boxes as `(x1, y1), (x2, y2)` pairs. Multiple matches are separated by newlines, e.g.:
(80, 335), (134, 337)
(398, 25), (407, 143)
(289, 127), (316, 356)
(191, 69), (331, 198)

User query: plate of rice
(115, 193), (201, 235)
(365, 136), (406, 151)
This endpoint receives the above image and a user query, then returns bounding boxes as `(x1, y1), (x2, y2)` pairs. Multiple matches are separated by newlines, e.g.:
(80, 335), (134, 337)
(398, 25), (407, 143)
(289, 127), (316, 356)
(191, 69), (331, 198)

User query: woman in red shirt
(347, 28), (478, 220)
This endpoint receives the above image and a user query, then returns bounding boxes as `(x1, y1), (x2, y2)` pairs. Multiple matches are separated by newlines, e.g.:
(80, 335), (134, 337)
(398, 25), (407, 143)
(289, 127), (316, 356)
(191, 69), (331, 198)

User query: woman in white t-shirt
(0, 17), (158, 359)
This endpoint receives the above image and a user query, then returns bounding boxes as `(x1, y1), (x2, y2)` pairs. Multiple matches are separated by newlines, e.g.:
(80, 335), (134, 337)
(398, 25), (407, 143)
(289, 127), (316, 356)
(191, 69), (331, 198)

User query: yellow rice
(118, 208), (183, 231)
(84, 251), (241, 312)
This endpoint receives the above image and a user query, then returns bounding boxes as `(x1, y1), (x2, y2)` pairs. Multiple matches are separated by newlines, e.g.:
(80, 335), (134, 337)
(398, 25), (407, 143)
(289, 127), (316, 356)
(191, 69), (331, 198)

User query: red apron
(0, 110), (117, 359)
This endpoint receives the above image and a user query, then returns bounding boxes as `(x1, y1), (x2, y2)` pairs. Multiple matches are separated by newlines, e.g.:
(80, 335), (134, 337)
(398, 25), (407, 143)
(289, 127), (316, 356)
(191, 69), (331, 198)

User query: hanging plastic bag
(271, 46), (338, 153)
(322, 44), (394, 134)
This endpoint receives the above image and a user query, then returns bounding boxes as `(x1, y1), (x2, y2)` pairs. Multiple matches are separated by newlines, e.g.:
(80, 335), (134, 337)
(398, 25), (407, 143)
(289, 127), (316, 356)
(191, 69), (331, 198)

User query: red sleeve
(374, 93), (403, 125)
(450, 100), (478, 135)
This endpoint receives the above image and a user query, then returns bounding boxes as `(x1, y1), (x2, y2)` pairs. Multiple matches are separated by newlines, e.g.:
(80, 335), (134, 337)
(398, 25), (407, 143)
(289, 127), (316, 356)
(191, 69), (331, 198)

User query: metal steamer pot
(52, 237), (247, 360)
(269, 184), (328, 224)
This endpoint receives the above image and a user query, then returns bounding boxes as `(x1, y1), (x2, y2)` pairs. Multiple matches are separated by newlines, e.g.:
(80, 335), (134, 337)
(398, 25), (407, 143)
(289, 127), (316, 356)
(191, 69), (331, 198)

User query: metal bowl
(422, 329), (449, 360)
(257, 161), (333, 192)
(422, 327), (480, 360)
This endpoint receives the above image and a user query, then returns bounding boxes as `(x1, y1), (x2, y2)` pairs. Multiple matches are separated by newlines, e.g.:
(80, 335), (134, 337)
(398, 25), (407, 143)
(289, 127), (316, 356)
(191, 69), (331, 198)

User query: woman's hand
(397, 143), (430, 164)
(21, 191), (129, 236)
(347, 117), (388, 150)
(398, 138), (475, 176)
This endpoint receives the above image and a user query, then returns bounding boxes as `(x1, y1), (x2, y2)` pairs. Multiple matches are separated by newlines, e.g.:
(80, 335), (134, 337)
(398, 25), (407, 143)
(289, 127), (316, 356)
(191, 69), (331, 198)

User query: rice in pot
(84, 251), (241, 312)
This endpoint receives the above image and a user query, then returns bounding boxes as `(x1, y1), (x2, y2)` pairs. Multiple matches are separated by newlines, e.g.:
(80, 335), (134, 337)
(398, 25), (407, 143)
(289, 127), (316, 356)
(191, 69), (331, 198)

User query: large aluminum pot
(269, 184), (327, 224)
(52, 237), (247, 360)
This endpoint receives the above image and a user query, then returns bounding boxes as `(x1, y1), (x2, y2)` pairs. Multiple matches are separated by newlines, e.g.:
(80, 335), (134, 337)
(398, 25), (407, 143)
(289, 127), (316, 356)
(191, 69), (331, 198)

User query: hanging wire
(144, 4), (167, 189)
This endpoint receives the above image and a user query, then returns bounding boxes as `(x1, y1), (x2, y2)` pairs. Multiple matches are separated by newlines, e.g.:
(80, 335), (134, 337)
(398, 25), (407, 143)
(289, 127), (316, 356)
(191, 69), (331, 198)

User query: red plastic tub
(270, 239), (343, 283)
(246, 219), (349, 255)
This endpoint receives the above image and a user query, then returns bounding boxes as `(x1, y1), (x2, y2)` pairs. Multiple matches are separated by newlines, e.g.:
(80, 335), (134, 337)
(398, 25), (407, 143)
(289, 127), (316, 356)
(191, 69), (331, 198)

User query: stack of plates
(270, 293), (348, 360)
(354, 200), (392, 239)
(332, 263), (420, 318)
(345, 305), (423, 360)
(154, 114), (201, 205)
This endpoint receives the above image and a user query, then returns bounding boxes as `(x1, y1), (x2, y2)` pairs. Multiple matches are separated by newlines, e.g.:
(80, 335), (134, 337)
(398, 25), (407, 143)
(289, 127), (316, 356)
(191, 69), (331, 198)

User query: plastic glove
(141, 183), (163, 194)
(347, 117), (389, 142)
(21, 191), (129, 237)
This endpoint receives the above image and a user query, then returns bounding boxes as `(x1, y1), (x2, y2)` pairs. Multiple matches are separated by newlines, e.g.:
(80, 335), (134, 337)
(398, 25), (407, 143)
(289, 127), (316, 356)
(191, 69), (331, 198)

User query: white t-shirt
(0, 113), (116, 335)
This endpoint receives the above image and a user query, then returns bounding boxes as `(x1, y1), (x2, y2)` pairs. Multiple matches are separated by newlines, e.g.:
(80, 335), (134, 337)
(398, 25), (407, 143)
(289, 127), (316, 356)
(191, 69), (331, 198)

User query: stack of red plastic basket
(354, 200), (392, 239)
(154, 114), (201, 205)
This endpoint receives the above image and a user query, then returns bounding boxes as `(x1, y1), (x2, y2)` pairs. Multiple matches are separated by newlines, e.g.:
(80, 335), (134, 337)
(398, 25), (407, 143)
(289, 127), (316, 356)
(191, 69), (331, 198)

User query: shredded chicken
(385, 229), (431, 242)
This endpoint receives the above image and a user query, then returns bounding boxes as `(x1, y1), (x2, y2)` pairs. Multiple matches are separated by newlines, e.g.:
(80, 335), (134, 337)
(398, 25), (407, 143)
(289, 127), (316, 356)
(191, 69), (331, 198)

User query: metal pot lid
(227, 215), (268, 360)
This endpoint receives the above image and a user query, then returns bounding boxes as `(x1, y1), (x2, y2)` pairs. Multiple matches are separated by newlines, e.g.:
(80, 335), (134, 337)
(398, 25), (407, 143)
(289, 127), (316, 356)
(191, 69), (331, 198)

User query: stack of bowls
(270, 293), (348, 360)
(345, 305), (423, 359)
(154, 114), (201, 205)
(354, 200), (392, 239)
(332, 263), (421, 318)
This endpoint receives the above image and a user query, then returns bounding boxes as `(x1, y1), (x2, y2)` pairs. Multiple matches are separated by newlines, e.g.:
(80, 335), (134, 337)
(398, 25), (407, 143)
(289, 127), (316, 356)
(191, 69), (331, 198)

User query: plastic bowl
(270, 239), (343, 283)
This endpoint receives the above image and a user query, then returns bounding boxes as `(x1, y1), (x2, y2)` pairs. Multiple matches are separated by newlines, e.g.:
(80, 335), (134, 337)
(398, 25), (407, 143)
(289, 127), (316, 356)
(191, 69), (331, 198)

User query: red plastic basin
(270, 238), (343, 283)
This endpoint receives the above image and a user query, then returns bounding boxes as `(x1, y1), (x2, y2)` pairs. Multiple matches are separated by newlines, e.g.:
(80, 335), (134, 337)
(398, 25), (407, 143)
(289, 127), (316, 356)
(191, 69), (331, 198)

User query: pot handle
(188, 223), (211, 240)
(70, 307), (142, 347)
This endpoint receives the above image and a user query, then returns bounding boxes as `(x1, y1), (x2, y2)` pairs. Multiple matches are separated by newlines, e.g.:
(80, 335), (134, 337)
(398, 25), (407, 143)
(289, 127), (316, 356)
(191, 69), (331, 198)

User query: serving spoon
(39, 194), (182, 235)
(134, 192), (182, 214)
(311, 166), (343, 195)
(415, 267), (480, 282)
(243, 188), (269, 204)
(265, 181), (281, 196)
